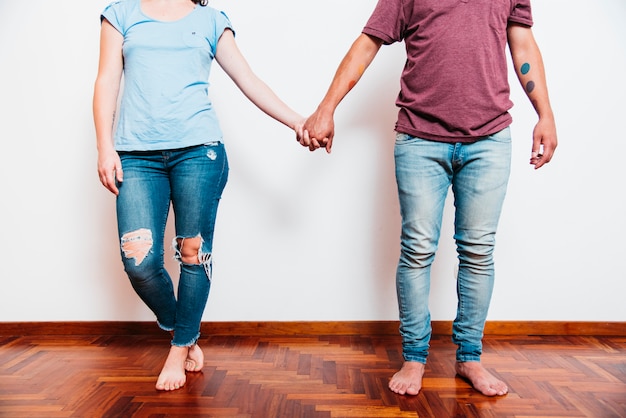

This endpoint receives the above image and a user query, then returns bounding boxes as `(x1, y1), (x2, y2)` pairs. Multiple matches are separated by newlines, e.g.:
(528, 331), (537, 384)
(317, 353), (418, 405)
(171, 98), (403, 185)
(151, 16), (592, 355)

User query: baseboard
(0, 321), (624, 337)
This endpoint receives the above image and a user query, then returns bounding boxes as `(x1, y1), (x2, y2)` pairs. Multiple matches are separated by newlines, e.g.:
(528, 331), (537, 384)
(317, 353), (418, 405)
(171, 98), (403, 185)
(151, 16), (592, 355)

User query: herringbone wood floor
(0, 332), (624, 417)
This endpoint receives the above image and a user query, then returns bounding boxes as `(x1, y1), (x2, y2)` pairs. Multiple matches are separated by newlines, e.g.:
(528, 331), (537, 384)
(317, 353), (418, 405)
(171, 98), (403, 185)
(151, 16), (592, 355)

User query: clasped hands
(295, 109), (335, 153)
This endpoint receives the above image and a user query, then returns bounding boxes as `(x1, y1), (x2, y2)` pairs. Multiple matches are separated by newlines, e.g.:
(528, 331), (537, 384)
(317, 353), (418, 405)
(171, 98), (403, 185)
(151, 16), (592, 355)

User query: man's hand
(530, 117), (557, 169)
(300, 108), (335, 153)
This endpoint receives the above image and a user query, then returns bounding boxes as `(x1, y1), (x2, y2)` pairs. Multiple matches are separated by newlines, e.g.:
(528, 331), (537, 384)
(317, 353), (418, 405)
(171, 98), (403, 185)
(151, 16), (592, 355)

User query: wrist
(316, 102), (336, 118)
(97, 140), (116, 154)
(537, 109), (555, 122)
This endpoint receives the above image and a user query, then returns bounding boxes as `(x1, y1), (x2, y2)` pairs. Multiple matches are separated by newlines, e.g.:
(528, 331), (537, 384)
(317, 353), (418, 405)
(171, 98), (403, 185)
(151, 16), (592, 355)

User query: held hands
(296, 108), (335, 153)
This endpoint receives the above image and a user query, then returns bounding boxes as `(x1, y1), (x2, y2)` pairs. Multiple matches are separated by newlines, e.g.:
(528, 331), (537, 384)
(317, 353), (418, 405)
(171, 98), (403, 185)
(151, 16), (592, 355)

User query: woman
(93, 0), (304, 391)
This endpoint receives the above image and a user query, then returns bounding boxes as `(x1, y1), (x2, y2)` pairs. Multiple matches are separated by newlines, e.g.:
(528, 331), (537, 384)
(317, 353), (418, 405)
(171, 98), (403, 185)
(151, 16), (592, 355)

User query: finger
(529, 139), (543, 166)
(531, 142), (541, 154)
(309, 138), (321, 152)
(115, 166), (123, 183)
(296, 126), (305, 143)
(106, 176), (119, 195)
(99, 169), (112, 188)
(534, 149), (555, 169)
(300, 130), (311, 147)
(325, 136), (334, 154)
(100, 175), (118, 195)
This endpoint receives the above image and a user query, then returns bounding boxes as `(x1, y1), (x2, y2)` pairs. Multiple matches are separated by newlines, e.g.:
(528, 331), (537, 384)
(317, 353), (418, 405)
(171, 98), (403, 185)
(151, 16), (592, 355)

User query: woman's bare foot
(455, 361), (508, 396)
(184, 344), (204, 372)
(389, 361), (425, 395)
(156, 346), (189, 391)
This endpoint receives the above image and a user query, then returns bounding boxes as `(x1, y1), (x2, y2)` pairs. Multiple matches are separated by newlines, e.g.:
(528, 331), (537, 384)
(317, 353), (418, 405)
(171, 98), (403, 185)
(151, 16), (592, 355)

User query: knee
(121, 228), (153, 267)
(399, 235), (438, 269)
(120, 228), (163, 282)
(173, 234), (213, 279)
(174, 234), (213, 266)
(399, 222), (440, 269)
(456, 235), (496, 265)
(174, 235), (203, 264)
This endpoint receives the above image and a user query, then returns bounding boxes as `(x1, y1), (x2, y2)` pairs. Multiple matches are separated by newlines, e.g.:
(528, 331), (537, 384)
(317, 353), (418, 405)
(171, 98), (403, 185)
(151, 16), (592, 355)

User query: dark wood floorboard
(0, 333), (624, 417)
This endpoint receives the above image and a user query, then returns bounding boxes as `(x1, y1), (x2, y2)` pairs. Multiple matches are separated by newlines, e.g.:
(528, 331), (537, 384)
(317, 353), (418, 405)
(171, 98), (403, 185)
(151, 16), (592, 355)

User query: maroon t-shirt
(363, 0), (533, 142)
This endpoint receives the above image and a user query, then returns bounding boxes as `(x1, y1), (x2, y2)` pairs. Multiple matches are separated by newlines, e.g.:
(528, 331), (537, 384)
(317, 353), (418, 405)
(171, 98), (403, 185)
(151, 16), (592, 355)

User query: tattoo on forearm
(521, 63), (531, 75)
(520, 62), (535, 94)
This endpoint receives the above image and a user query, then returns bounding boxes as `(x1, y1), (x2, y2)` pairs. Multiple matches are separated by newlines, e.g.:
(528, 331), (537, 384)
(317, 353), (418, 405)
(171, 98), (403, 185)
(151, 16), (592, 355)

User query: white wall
(1, 0), (624, 323)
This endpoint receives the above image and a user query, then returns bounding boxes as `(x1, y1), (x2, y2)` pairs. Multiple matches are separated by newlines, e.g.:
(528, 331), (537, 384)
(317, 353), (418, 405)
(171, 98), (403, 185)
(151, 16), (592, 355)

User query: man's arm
(508, 23), (557, 169)
(302, 34), (383, 152)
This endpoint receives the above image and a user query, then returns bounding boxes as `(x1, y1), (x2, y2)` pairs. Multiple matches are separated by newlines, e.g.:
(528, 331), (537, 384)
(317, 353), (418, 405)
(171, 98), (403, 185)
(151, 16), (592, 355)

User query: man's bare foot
(184, 344), (204, 372)
(455, 361), (508, 396)
(389, 361), (425, 395)
(156, 346), (189, 391)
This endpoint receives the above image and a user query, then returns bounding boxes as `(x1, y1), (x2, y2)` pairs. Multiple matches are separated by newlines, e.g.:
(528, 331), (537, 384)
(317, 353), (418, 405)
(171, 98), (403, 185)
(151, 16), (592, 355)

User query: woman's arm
(93, 19), (124, 194)
(508, 23), (558, 169)
(215, 29), (304, 134)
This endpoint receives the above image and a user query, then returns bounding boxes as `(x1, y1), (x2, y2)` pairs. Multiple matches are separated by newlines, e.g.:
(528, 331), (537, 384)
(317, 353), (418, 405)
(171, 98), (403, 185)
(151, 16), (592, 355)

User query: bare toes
(455, 361), (508, 397)
(389, 361), (425, 396)
(185, 344), (204, 372)
(156, 346), (189, 391)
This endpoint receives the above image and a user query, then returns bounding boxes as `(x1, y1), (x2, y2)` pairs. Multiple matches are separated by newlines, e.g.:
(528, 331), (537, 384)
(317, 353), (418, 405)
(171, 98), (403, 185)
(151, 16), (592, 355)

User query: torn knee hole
(173, 235), (203, 264)
(121, 228), (153, 266)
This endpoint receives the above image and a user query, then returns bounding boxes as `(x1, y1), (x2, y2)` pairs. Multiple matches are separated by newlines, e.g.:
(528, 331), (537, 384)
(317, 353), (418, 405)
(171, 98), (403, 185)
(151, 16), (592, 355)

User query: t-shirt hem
(395, 121), (512, 144)
(115, 137), (223, 152)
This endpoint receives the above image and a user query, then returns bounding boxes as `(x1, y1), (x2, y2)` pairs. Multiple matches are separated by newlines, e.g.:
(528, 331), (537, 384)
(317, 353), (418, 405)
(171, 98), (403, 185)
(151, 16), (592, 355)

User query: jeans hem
(402, 354), (428, 364)
(171, 332), (200, 347)
(456, 355), (482, 363)
(157, 321), (174, 333)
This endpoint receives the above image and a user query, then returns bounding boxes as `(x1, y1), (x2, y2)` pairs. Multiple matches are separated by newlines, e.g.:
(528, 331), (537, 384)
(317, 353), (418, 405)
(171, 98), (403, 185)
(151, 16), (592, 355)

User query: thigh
(453, 128), (512, 235)
(169, 143), (229, 250)
(116, 152), (171, 264)
(394, 133), (452, 245)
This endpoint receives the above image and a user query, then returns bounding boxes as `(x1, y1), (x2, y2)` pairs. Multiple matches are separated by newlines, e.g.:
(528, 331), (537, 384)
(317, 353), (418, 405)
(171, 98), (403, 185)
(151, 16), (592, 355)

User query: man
(300, 0), (557, 396)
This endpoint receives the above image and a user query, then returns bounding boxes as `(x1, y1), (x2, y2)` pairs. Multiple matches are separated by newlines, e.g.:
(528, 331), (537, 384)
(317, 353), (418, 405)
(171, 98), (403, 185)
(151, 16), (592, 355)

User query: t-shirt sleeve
(509, 0), (533, 27)
(101, 1), (126, 34)
(362, 0), (405, 45)
(209, 10), (234, 56)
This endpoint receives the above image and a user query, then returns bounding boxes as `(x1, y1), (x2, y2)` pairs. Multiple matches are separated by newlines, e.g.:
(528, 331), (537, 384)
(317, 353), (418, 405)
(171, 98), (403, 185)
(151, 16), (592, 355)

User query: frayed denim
(116, 143), (228, 347)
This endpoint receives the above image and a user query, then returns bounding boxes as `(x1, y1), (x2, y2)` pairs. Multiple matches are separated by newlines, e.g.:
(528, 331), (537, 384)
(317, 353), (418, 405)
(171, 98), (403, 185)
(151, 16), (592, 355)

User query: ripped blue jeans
(116, 143), (228, 347)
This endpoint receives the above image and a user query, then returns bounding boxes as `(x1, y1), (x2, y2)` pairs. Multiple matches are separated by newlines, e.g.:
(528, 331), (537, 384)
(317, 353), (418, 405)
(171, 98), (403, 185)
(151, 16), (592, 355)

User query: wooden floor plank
(0, 332), (624, 417)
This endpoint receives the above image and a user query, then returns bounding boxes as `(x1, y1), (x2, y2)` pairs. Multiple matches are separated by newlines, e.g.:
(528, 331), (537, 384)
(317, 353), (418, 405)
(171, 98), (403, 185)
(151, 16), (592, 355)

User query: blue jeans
(116, 143), (228, 347)
(394, 128), (511, 363)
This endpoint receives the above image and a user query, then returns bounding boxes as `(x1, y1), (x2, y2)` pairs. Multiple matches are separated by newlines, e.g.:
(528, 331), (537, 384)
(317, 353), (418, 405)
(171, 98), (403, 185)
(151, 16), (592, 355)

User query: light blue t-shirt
(101, 0), (233, 151)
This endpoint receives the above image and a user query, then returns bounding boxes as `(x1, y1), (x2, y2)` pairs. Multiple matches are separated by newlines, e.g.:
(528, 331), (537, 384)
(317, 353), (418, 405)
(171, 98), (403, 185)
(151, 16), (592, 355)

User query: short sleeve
(362, 0), (405, 45)
(101, 1), (126, 34)
(206, 9), (234, 56)
(218, 11), (233, 35)
(509, 0), (533, 27)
